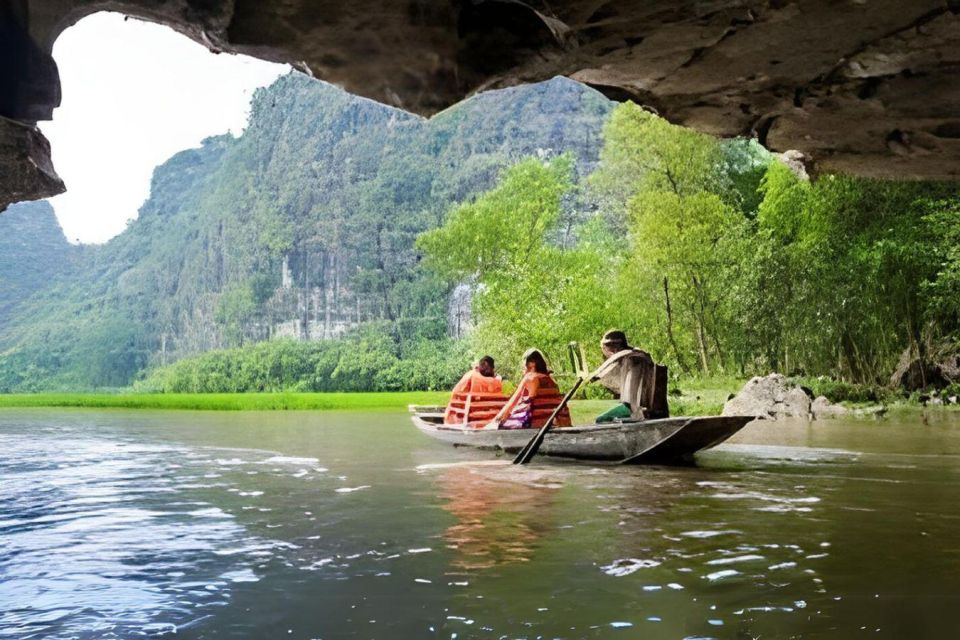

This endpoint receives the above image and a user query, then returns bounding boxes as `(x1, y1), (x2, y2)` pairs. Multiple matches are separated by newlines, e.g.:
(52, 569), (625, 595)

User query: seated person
(488, 349), (571, 430)
(444, 356), (505, 425)
(593, 330), (669, 422)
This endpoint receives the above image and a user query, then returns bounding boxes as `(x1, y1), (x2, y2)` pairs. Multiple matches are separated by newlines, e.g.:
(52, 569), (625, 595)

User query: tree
(628, 191), (745, 373)
(418, 156), (574, 283)
(590, 102), (729, 219)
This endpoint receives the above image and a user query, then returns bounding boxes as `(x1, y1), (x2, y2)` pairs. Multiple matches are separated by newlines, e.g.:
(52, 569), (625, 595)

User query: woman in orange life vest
(443, 356), (505, 425)
(486, 349), (571, 430)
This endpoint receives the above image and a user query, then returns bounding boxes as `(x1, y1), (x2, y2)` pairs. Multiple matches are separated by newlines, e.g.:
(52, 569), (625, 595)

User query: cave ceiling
(2, 0), (959, 211)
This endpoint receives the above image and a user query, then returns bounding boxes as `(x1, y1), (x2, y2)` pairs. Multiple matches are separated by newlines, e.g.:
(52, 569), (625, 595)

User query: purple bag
(500, 400), (532, 430)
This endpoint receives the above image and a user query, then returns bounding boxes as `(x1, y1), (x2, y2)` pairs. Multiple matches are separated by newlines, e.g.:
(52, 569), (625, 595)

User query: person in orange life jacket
(450, 356), (502, 395)
(485, 349), (571, 430)
(443, 356), (504, 425)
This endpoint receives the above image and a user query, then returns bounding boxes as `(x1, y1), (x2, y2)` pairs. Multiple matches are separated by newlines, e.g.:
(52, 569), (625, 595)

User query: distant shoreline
(0, 391), (451, 412)
(0, 392), (625, 422)
(0, 389), (947, 417)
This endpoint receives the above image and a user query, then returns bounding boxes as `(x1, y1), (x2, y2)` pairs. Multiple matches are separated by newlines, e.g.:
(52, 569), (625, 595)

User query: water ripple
(0, 433), (266, 638)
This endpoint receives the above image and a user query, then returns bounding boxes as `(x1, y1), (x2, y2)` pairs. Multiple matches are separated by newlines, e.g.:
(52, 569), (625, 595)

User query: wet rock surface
(723, 374), (812, 420)
(2, 0), (960, 210)
(0, 118), (64, 210)
(810, 396), (850, 420)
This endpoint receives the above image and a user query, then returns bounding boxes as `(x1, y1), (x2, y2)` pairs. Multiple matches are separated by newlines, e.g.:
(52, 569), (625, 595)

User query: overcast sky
(40, 12), (289, 244)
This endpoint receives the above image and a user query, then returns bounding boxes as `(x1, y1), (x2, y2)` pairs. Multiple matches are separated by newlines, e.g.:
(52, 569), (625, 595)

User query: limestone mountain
(0, 74), (613, 390)
(0, 200), (78, 325)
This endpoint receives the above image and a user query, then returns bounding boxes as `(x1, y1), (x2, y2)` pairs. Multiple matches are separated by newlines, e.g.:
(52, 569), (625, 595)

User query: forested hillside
(151, 116), (959, 398)
(419, 105), (960, 391)
(0, 74), (614, 390)
(0, 201), (79, 325)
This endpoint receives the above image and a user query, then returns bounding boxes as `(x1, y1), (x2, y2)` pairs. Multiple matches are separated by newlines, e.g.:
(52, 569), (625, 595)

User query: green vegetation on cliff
(0, 201), (79, 325)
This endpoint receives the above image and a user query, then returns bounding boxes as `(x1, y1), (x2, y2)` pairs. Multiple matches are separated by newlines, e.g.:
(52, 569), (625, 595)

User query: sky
(39, 12), (289, 244)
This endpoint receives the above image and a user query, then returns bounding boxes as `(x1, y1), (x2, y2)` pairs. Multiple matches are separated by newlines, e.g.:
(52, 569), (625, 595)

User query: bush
(138, 324), (473, 394)
(791, 376), (894, 404)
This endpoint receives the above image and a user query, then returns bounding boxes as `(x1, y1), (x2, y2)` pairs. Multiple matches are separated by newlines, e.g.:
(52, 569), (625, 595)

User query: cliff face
(0, 200), (77, 324)
(0, 74), (614, 389)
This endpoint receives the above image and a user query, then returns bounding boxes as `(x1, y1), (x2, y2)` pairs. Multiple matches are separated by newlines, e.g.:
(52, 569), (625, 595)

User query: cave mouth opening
(39, 11), (289, 244)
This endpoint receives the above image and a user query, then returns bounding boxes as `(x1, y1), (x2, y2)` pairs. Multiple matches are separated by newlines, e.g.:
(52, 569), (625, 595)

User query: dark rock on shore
(890, 349), (960, 392)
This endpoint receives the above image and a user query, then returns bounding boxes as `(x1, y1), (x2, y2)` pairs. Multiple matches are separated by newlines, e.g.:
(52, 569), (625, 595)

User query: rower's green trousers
(595, 402), (632, 423)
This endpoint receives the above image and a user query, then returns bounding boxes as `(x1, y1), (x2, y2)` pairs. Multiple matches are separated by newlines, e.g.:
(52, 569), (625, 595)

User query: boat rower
(592, 330), (669, 422)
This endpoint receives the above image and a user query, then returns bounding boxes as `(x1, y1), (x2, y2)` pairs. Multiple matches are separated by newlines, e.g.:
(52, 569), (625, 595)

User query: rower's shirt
(598, 349), (654, 395)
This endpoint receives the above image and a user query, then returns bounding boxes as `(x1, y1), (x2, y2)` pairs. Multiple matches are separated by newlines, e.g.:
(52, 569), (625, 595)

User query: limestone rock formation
(0, 118), (64, 206)
(810, 395), (850, 420)
(722, 373), (812, 420)
(2, 0), (960, 211)
(724, 374), (891, 420)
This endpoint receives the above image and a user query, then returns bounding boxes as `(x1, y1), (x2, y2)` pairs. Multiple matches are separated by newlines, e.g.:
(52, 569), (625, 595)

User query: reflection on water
(436, 462), (560, 571)
(1, 409), (959, 638)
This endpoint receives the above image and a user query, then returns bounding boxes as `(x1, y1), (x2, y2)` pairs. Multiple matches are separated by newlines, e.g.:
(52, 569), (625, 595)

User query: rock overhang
(2, 0), (959, 211)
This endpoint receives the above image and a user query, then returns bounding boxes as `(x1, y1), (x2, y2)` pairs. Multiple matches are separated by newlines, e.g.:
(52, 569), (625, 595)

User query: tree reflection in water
(437, 463), (562, 571)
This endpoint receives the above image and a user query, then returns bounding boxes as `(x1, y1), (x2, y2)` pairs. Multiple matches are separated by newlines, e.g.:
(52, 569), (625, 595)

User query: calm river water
(2, 408), (960, 639)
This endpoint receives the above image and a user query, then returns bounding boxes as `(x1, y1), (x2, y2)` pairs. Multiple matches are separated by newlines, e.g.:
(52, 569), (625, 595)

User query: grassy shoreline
(0, 391), (452, 411)
(0, 391), (631, 420)
(0, 380), (948, 416)
(0, 378), (740, 415)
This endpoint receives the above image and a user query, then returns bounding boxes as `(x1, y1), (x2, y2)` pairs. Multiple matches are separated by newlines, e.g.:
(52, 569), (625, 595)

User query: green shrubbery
(138, 322), (471, 393)
(790, 376), (896, 405)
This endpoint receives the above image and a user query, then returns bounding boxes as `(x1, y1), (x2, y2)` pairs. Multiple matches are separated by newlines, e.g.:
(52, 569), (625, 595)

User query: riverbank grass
(0, 391), (451, 411)
(6, 376), (941, 415)
(0, 382), (729, 424)
(0, 378), (745, 417)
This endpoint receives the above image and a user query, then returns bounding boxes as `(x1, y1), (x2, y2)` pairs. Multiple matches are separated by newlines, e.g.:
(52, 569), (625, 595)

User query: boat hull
(410, 413), (754, 465)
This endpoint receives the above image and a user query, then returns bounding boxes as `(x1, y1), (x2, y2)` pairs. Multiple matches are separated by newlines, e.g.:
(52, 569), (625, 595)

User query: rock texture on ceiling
(2, 0), (959, 211)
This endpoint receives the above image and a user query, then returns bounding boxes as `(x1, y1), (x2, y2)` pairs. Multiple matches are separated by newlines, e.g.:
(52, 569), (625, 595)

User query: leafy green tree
(590, 103), (729, 219)
(418, 156), (574, 281)
(628, 191), (746, 373)
(923, 199), (960, 330)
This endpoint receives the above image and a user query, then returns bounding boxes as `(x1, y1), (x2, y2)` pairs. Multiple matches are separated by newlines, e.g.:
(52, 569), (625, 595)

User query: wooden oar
(512, 375), (584, 465)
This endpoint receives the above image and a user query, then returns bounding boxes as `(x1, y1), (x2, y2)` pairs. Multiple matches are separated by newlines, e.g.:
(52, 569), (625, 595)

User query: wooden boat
(409, 406), (754, 465)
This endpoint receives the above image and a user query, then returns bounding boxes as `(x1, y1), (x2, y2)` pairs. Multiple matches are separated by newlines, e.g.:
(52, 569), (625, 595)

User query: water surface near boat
(2, 408), (959, 639)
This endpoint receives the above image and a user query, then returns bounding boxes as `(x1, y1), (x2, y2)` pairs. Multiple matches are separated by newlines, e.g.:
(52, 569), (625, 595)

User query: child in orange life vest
(486, 349), (571, 430)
